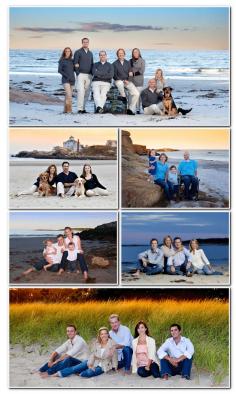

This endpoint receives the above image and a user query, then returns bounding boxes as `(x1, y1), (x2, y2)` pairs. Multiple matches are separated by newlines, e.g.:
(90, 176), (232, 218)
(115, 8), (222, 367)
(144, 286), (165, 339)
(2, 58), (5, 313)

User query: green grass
(10, 299), (229, 383)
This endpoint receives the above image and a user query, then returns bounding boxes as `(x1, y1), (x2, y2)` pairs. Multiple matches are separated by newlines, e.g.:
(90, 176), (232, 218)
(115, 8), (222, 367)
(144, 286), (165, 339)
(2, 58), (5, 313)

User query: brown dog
(162, 87), (178, 116)
(38, 172), (54, 197)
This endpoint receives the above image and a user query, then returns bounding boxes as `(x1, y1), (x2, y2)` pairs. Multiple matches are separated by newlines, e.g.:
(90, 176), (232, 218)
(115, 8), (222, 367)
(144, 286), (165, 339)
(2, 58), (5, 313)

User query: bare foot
(131, 271), (140, 277)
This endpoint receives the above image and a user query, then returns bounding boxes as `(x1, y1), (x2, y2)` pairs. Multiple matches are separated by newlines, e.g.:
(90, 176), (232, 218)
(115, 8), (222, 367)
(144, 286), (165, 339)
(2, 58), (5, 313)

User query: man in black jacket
(74, 38), (93, 114)
(92, 51), (114, 113)
(113, 48), (140, 115)
(141, 79), (165, 115)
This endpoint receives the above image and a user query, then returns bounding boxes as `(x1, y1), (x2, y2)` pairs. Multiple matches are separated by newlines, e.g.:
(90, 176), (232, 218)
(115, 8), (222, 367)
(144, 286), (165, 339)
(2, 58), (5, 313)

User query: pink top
(136, 344), (149, 367)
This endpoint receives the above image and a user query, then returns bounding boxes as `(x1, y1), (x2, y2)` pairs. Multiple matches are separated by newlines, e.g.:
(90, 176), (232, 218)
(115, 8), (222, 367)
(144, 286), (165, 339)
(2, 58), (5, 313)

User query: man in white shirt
(109, 314), (133, 374)
(157, 323), (194, 380)
(132, 238), (164, 277)
(167, 237), (193, 277)
(39, 325), (89, 376)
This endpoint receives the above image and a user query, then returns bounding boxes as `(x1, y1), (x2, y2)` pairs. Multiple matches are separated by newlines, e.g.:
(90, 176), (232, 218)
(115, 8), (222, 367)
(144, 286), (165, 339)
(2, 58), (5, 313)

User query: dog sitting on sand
(38, 172), (55, 197)
(74, 177), (86, 198)
(163, 86), (192, 116)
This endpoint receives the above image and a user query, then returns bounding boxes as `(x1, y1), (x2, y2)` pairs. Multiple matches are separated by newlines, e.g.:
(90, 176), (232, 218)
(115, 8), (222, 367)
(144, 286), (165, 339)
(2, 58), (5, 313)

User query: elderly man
(178, 151), (199, 200)
(113, 48), (140, 115)
(92, 50), (114, 113)
(140, 79), (164, 115)
(157, 323), (194, 380)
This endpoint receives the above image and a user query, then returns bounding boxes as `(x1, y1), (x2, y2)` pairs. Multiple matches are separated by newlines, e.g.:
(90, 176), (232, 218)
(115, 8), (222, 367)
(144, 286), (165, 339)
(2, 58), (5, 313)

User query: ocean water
(9, 49), (229, 81)
(122, 242), (229, 272)
(154, 150), (229, 162)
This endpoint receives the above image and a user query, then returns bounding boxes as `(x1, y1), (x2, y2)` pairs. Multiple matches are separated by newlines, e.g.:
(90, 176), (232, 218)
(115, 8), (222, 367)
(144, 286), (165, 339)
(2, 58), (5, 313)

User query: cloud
(15, 22), (164, 35)
(154, 42), (173, 46)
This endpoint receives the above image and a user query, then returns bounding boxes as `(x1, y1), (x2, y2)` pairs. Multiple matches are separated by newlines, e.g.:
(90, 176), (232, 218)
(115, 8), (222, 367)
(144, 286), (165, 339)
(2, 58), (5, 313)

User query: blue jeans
(181, 176), (198, 200)
(137, 362), (160, 378)
(166, 262), (193, 276)
(154, 179), (173, 201)
(194, 265), (223, 275)
(160, 358), (193, 379)
(137, 259), (163, 275)
(39, 356), (81, 375)
(118, 346), (133, 371)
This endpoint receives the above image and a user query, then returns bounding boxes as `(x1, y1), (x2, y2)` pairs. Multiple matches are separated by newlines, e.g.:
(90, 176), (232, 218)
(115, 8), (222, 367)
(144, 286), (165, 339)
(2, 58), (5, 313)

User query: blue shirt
(109, 325), (133, 361)
(178, 160), (197, 176)
(155, 162), (169, 180)
(148, 156), (157, 175)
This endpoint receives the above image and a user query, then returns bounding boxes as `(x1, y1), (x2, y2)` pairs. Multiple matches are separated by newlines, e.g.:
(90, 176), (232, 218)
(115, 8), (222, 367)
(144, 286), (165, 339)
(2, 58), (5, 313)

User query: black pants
(137, 362), (160, 378)
(60, 252), (88, 273)
(33, 261), (59, 272)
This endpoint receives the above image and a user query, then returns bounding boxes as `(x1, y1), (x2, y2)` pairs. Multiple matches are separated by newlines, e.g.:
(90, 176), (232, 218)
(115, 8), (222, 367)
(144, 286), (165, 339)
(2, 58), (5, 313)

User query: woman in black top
(81, 164), (109, 197)
(17, 164), (57, 196)
(58, 47), (75, 113)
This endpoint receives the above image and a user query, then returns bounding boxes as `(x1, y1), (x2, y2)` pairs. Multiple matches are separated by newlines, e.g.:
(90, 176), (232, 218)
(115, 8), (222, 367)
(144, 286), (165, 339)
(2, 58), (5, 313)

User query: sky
(10, 211), (117, 233)
(122, 212), (229, 244)
(124, 128), (230, 150)
(9, 7), (229, 50)
(10, 128), (117, 154)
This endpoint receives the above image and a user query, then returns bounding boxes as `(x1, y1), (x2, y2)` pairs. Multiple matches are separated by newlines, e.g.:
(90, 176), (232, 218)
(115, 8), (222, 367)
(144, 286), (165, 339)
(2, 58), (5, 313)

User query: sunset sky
(10, 128), (117, 154)
(122, 212), (229, 244)
(124, 128), (230, 150)
(10, 211), (117, 233)
(10, 7), (229, 50)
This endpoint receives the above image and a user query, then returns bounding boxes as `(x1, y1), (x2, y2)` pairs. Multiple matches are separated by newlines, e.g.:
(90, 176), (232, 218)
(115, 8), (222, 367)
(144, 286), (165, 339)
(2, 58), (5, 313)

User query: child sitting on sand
(60, 242), (80, 273)
(167, 165), (179, 200)
(43, 239), (57, 271)
(148, 149), (157, 182)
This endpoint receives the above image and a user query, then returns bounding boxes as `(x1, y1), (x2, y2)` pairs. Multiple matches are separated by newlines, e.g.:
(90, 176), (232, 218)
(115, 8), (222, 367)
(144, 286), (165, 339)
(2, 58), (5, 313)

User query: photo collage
(9, 6), (230, 389)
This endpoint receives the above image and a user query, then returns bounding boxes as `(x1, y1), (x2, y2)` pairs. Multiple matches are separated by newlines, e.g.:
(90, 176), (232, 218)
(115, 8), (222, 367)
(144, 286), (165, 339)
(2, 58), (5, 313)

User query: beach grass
(10, 298), (229, 383)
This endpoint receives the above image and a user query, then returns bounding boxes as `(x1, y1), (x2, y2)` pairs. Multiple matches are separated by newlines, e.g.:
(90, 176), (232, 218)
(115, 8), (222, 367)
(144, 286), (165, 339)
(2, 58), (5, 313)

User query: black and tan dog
(163, 87), (192, 116)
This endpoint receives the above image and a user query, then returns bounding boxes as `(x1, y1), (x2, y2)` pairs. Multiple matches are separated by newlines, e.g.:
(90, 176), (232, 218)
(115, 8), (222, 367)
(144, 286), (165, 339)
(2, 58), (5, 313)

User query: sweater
(58, 58), (75, 85)
(81, 174), (106, 191)
(141, 88), (163, 108)
(128, 58), (145, 87)
(113, 59), (131, 81)
(73, 48), (93, 75)
(132, 336), (159, 374)
(92, 62), (114, 83)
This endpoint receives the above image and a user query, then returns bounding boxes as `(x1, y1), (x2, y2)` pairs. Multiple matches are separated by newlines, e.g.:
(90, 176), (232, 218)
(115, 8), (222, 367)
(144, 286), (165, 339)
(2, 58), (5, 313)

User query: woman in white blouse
(189, 239), (223, 275)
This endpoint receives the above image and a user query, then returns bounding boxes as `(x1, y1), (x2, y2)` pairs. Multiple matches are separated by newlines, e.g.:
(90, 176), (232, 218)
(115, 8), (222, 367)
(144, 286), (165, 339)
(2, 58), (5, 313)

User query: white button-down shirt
(109, 325), (133, 361)
(157, 336), (194, 360)
(167, 247), (192, 267)
(55, 335), (89, 360)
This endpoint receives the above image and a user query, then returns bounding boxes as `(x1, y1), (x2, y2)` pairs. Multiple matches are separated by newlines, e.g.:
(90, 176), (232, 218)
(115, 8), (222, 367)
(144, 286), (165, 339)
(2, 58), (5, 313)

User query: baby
(43, 239), (57, 271)
(168, 165), (179, 199)
(148, 149), (157, 182)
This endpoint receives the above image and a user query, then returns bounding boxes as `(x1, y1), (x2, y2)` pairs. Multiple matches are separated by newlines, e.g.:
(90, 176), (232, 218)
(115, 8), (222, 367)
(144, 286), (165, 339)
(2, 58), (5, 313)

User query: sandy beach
(122, 271), (229, 286)
(9, 160), (118, 209)
(9, 345), (229, 388)
(10, 236), (117, 285)
(9, 76), (229, 126)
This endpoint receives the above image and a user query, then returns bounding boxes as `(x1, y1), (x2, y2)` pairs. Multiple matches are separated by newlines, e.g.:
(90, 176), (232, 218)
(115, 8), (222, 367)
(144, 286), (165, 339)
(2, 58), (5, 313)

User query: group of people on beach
(17, 161), (109, 199)
(132, 237), (223, 277)
(58, 37), (192, 116)
(37, 315), (194, 381)
(148, 150), (199, 202)
(23, 226), (91, 282)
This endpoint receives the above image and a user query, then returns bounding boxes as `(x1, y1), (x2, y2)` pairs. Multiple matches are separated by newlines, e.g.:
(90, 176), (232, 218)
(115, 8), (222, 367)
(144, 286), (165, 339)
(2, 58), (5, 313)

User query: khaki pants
(76, 73), (92, 111)
(57, 182), (75, 196)
(144, 103), (164, 115)
(92, 81), (111, 109)
(86, 188), (109, 197)
(63, 83), (73, 112)
(115, 80), (140, 113)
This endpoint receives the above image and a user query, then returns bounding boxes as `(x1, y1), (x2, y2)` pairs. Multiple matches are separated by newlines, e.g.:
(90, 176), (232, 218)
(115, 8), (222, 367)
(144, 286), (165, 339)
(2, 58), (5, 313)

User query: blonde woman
(155, 68), (166, 93)
(131, 321), (160, 378)
(189, 239), (223, 275)
(167, 237), (193, 276)
(55, 327), (117, 378)
(161, 235), (175, 273)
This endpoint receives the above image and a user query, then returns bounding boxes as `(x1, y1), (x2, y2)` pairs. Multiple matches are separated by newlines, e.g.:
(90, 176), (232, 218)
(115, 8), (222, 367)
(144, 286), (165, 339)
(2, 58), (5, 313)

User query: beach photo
(9, 211), (117, 285)
(121, 212), (229, 286)
(122, 128), (230, 209)
(9, 7), (230, 126)
(9, 288), (229, 388)
(9, 127), (118, 210)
